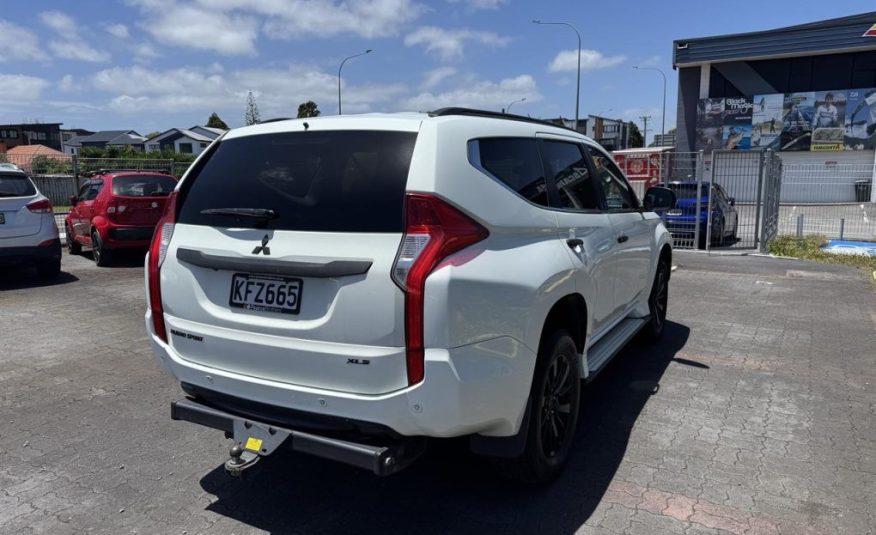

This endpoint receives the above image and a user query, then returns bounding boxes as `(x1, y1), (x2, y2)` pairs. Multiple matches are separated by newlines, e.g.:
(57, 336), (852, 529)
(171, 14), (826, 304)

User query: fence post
(754, 151), (767, 251)
(796, 214), (804, 237)
(693, 151), (704, 250)
(72, 154), (79, 182)
(839, 218), (845, 240)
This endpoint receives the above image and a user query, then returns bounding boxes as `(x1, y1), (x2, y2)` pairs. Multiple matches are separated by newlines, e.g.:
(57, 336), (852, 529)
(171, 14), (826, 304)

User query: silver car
(0, 163), (62, 278)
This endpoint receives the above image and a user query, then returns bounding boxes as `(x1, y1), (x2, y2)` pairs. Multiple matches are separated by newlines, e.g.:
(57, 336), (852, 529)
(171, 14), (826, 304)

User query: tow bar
(172, 397), (425, 477)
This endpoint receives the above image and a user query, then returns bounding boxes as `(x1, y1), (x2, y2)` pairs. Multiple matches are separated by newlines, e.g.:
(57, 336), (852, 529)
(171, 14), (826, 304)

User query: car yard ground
(0, 251), (874, 534)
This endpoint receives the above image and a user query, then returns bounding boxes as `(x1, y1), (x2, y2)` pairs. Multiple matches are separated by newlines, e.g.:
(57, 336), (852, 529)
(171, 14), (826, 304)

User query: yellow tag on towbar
(244, 437), (263, 452)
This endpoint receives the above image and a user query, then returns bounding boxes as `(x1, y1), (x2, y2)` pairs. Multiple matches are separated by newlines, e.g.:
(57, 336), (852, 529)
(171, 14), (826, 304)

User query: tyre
(66, 226), (81, 255)
(492, 330), (581, 484)
(36, 259), (61, 279)
(643, 259), (669, 340)
(91, 231), (112, 267)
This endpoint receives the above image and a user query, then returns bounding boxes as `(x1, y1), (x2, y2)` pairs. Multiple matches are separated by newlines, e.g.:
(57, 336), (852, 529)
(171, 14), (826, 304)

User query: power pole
(640, 115), (651, 147)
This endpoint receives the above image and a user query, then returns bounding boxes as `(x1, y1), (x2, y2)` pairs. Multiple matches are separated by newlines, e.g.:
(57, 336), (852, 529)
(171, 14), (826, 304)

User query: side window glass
(78, 183), (90, 199)
(541, 141), (599, 210)
(586, 146), (638, 210)
(475, 138), (549, 207)
(84, 182), (102, 201)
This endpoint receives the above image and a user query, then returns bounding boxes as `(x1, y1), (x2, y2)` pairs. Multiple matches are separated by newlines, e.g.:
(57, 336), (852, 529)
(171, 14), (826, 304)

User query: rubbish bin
(855, 180), (872, 202)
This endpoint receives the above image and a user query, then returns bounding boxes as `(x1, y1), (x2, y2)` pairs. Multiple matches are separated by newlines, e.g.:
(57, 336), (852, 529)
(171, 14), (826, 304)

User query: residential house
(145, 126), (224, 155)
(0, 123), (64, 152)
(60, 128), (94, 155)
(66, 130), (146, 155)
(4, 144), (68, 174)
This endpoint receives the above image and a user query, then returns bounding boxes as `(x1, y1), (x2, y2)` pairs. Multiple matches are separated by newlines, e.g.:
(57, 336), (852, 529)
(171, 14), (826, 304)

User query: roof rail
(257, 117), (293, 124)
(86, 168), (171, 176)
(428, 107), (581, 133)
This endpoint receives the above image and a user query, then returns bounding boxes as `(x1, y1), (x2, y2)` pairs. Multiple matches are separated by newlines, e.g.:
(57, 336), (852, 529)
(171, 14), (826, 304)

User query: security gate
(709, 150), (782, 251)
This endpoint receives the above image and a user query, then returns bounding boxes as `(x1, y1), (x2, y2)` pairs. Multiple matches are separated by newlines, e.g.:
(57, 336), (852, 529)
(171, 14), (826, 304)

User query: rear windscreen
(668, 184), (706, 199)
(178, 130), (417, 232)
(112, 175), (177, 197)
(0, 174), (36, 197)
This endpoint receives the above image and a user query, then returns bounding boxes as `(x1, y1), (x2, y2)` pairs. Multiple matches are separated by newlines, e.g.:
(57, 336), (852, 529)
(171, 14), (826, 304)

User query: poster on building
(695, 98), (725, 152)
(781, 92), (814, 151)
(811, 91), (846, 151)
(721, 96), (753, 150)
(751, 94), (784, 150)
(844, 88), (876, 150)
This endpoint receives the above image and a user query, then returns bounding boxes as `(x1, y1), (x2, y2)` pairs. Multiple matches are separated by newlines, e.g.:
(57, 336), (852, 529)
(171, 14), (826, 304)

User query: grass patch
(768, 235), (876, 272)
(53, 205), (70, 214)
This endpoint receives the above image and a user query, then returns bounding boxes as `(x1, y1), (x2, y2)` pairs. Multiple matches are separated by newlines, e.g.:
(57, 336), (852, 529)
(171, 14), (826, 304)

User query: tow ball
(223, 419), (291, 477)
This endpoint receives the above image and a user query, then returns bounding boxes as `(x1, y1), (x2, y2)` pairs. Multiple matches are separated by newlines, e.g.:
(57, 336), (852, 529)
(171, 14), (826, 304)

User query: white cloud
(1, 74), (50, 102)
(133, 42), (160, 60)
(446, 0), (507, 9)
(403, 74), (540, 112)
(107, 23), (130, 39)
(420, 67), (456, 90)
(59, 74), (76, 91)
(405, 26), (510, 61)
(40, 11), (111, 62)
(548, 49), (626, 73)
(130, 1), (259, 55)
(0, 20), (48, 61)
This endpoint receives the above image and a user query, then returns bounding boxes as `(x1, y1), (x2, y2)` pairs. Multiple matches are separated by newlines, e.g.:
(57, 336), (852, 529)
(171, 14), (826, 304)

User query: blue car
(658, 181), (738, 248)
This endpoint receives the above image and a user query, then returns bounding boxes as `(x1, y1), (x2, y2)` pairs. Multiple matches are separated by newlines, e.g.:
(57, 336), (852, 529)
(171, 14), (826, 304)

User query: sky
(2, 0), (875, 143)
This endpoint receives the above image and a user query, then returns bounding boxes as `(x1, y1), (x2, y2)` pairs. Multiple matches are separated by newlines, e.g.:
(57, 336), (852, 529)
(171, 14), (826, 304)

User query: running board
(583, 317), (648, 381)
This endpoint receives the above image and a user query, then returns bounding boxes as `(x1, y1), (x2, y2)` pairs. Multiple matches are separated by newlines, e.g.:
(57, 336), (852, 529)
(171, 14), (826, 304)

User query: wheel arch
(539, 293), (587, 356)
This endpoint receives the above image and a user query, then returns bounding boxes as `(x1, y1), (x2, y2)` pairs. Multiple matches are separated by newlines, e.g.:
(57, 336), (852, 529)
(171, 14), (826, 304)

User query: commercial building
(673, 12), (876, 202)
(544, 115), (632, 150)
(0, 123), (63, 152)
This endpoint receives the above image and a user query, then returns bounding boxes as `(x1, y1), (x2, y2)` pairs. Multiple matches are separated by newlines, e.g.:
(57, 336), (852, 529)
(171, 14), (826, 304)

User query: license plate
(666, 209), (682, 216)
(229, 273), (302, 315)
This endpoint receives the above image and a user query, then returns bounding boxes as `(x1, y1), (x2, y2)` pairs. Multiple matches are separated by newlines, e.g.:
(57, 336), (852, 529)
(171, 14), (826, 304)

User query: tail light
(26, 199), (53, 214)
(106, 202), (127, 217)
(147, 191), (178, 342)
(391, 193), (489, 385)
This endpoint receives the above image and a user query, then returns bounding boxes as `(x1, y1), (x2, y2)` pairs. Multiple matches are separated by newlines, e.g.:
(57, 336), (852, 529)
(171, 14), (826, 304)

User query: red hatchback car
(65, 171), (177, 266)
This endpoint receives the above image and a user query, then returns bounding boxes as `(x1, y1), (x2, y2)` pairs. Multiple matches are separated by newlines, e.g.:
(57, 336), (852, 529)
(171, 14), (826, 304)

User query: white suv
(0, 163), (62, 278)
(145, 109), (675, 483)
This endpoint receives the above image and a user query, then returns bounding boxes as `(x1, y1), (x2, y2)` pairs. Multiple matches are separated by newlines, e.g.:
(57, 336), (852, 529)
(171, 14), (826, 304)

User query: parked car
(65, 171), (177, 266)
(145, 109), (675, 483)
(0, 162), (62, 278)
(658, 181), (738, 248)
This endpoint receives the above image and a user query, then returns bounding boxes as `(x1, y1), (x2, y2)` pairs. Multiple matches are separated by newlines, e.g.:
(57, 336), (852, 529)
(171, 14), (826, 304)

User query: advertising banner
(721, 96), (753, 150)
(811, 91), (846, 151)
(695, 98), (725, 152)
(781, 92), (814, 151)
(845, 88), (876, 150)
(751, 94), (784, 150)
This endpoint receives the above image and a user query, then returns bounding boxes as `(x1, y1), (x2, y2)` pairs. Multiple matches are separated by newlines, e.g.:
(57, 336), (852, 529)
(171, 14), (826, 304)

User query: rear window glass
(178, 130), (417, 232)
(668, 183), (708, 199)
(474, 138), (549, 207)
(112, 175), (177, 197)
(0, 173), (36, 197)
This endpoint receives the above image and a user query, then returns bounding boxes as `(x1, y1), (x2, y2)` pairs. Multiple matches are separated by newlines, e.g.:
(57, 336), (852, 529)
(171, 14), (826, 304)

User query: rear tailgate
(162, 127), (419, 395)
(0, 174), (41, 239)
(109, 174), (177, 226)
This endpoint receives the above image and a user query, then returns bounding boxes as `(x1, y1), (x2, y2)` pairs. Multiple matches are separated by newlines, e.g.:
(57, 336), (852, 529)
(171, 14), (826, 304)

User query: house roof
(6, 144), (66, 158)
(146, 128), (213, 144)
(64, 135), (88, 147)
(106, 133), (147, 146)
(80, 130), (141, 143)
(191, 125), (225, 138)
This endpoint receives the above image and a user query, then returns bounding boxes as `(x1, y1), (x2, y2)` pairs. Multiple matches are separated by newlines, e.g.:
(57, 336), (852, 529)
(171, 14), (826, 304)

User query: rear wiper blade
(200, 208), (278, 219)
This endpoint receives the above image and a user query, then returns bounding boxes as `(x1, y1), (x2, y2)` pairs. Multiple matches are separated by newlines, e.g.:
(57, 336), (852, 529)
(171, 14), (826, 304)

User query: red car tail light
(391, 193), (489, 385)
(147, 191), (178, 342)
(26, 199), (53, 214)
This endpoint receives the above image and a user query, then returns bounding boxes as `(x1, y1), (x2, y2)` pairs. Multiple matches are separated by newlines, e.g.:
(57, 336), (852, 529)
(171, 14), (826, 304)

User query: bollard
(796, 214), (804, 237)
(839, 218), (845, 240)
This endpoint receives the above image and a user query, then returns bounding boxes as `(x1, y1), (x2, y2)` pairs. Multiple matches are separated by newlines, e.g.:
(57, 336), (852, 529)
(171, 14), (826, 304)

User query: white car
(0, 163), (62, 278)
(145, 109), (675, 483)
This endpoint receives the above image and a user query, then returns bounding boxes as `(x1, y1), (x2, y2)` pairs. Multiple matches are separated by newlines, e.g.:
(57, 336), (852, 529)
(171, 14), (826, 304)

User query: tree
(244, 91), (261, 125)
(206, 112), (229, 129)
(297, 101), (320, 118)
(144, 131), (161, 140)
(628, 121), (644, 148)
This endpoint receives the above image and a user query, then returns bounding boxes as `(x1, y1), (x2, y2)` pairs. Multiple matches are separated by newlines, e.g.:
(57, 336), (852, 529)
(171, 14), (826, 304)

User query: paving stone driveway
(1, 251), (874, 534)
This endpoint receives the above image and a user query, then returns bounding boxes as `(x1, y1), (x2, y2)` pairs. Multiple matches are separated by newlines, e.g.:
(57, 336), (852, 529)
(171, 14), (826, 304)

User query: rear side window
(586, 146), (638, 210)
(178, 130), (417, 232)
(541, 141), (599, 210)
(113, 175), (176, 197)
(472, 138), (548, 207)
(0, 173), (36, 197)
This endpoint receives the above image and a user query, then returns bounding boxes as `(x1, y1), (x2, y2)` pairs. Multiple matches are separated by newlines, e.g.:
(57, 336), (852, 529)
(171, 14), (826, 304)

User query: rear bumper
(146, 311), (534, 439)
(0, 238), (62, 265)
(104, 226), (154, 248)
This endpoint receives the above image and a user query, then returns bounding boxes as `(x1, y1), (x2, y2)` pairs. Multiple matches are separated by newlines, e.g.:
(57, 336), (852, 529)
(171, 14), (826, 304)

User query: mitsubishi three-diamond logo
(252, 234), (271, 255)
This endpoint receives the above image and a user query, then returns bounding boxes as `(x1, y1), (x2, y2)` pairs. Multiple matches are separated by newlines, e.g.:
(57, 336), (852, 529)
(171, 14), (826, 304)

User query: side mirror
(729, 197), (736, 207)
(643, 187), (677, 211)
(69, 195), (78, 206)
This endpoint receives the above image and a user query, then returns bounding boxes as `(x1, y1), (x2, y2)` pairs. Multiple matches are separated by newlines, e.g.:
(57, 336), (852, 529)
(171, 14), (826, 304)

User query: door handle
(617, 235), (629, 244)
(566, 238), (584, 249)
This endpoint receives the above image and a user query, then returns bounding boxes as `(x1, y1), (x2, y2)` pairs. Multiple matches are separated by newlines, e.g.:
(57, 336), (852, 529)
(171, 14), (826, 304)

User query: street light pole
(338, 49), (373, 115)
(533, 19), (582, 129)
(633, 66), (667, 138)
(506, 97), (526, 113)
